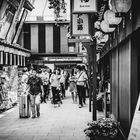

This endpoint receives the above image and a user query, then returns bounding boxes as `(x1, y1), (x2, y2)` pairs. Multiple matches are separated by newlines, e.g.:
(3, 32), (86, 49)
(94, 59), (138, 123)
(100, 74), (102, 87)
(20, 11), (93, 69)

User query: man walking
(27, 68), (44, 118)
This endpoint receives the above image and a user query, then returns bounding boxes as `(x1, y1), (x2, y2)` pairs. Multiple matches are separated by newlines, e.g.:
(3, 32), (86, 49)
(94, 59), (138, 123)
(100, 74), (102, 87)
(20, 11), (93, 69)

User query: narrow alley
(0, 91), (103, 140)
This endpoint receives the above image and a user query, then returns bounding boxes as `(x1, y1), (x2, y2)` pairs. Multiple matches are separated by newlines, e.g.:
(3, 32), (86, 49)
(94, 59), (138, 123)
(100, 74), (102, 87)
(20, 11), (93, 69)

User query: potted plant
(84, 118), (119, 140)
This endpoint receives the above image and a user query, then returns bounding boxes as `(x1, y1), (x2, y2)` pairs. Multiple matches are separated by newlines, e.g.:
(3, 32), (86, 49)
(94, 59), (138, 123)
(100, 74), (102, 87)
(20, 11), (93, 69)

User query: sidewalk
(0, 91), (104, 140)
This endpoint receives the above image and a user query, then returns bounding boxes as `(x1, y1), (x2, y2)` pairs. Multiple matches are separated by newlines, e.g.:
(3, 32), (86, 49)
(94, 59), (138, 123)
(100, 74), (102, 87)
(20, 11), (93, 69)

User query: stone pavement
(0, 91), (104, 140)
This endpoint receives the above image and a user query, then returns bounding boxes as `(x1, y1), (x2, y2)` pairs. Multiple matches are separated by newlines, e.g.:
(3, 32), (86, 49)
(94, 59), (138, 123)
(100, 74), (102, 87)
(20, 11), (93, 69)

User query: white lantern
(104, 10), (122, 25)
(113, 0), (132, 13)
(100, 20), (115, 33)
(94, 21), (101, 29)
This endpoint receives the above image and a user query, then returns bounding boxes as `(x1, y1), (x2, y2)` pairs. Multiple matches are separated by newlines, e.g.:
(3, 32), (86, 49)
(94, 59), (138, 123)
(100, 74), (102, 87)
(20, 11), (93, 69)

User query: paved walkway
(0, 91), (104, 140)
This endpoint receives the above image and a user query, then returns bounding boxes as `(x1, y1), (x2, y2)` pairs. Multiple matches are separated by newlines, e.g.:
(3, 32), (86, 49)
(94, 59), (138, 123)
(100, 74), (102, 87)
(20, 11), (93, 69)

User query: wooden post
(6, 0), (26, 43)
(83, 42), (92, 112)
(90, 40), (97, 121)
(13, 9), (28, 44)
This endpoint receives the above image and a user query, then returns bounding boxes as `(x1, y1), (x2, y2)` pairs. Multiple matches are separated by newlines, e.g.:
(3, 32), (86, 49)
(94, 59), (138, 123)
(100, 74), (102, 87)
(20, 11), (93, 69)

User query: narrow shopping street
(0, 91), (103, 140)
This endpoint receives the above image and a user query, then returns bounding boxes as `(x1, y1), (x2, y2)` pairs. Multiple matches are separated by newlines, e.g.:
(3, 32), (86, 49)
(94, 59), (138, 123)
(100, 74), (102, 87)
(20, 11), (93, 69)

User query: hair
(76, 65), (82, 71)
(23, 67), (28, 72)
(71, 69), (75, 76)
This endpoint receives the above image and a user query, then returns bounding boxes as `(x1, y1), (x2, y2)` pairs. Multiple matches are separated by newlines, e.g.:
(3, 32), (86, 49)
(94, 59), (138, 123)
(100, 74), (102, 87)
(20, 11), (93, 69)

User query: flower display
(84, 118), (119, 139)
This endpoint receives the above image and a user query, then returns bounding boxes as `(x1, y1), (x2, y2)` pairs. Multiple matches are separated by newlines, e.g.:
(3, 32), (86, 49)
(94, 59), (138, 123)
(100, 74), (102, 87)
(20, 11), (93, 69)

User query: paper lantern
(95, 31), (109, 45)
(108, 0), (117, 12)
(100, 20), (115, 33)
(104, 10), (122, 25)
(113, 0), (132, 13)
(94, 21), (101, 29)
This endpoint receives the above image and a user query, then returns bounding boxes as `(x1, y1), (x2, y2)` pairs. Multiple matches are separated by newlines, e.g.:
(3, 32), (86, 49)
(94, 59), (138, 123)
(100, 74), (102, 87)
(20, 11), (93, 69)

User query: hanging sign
(72, 14), (89, 36)
(128, 94), (140, 140)
(73, 0), (97, 13)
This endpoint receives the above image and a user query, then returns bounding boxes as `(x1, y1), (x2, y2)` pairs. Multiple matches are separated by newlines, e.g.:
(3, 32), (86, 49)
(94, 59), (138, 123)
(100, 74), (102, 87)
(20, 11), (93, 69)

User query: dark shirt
(27, 76), (43, 95)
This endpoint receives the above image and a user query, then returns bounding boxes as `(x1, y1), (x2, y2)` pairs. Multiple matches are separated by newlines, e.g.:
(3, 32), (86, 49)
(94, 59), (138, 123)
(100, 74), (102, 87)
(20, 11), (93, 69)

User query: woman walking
(50, 69), (62, 107)
(69, 68), (77, 103)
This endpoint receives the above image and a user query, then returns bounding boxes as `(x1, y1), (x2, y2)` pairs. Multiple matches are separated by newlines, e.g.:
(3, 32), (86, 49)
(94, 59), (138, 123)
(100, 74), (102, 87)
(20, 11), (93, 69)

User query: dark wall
(38, 24), (45, 53)
(23, 24), (31, 50)
(53, 24), (60, 53)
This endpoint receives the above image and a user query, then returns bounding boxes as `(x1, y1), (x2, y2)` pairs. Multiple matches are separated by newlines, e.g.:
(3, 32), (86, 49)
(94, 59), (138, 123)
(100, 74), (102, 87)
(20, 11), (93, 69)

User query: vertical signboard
(128, 94), (140, 140)
(72, 14), (89, 36)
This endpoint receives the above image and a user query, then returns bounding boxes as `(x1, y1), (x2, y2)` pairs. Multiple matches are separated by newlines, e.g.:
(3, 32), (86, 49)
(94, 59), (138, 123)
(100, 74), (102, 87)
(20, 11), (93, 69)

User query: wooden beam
(68, 38), (91, 43)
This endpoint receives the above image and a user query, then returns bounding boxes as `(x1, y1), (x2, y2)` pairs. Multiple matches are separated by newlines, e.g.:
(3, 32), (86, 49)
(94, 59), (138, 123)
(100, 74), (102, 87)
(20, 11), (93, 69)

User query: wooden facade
(98, 0), (140, 137)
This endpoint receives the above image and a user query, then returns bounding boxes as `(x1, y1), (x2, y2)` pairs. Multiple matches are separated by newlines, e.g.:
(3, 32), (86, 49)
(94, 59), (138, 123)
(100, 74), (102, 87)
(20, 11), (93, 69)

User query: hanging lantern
(104, 10), (122, 25)
(100, 20), (115, 33)
(108, 0), (117, 12)
(94, 31), (109, 45)
(113, 0), (132, 13)
(94, 21), (101, 30)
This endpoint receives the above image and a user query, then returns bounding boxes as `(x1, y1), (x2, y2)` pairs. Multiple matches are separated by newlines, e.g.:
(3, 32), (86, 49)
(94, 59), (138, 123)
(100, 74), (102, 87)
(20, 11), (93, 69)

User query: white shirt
(76, 71), (88, 86)
(50, 74), (61, 87)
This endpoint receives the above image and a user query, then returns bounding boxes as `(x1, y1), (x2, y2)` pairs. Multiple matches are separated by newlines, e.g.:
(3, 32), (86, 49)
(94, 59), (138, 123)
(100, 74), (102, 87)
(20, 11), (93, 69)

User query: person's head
(23, 67), (28, 73)
(32, 69), (37, 77)
(76, 65), (82, 72)
(56, 69), (60, 75)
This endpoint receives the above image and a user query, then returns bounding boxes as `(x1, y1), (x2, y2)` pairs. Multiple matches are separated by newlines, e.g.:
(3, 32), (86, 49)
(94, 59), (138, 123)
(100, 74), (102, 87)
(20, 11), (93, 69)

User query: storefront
(98, 0), (140, 138)
(0, 40), (31, 111)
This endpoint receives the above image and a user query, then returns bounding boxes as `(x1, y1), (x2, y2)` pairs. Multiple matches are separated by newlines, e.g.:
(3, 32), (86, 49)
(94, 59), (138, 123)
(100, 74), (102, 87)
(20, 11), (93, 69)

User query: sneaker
(32, 116), (36, 119)
(79, 105), (82, 108)
(58, 102), (60, 107)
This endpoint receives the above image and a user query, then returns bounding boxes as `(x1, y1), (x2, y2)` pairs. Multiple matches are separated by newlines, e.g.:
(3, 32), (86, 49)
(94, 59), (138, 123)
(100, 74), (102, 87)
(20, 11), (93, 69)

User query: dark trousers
(43, 84), (50, 101)
(76, 85), (85, 106)
(51, 87), (61, 104)
(60, 83), (65, 98)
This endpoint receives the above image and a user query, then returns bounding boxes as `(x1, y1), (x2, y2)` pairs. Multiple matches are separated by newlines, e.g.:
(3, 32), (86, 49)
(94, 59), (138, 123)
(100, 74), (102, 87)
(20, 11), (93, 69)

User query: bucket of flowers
(84, 117), (119, 140)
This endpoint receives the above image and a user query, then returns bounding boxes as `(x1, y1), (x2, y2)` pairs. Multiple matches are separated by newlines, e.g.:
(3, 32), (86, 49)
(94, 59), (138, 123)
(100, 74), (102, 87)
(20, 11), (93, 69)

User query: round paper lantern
(113, 0), (132, 13)
(104, 10), (122, 25)
(100, 20), (115, 33)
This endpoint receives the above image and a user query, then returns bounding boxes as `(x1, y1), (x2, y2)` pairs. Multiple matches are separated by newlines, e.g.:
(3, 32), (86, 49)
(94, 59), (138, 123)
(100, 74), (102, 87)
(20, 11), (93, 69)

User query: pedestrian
(60, 69), (66, 99)
(81, 65), (88, 104)
(27, 68), (44, 118)
(50, 69), (62, 107)
(42, 69), (50, 103)
(76, 65), (88, 108)
(69, 68), (77, 103)
(21, 67), (29, 94)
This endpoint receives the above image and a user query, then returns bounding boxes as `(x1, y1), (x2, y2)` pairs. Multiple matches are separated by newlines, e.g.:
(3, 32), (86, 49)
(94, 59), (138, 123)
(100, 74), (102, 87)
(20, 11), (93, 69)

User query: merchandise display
(0, 66), (18, 111)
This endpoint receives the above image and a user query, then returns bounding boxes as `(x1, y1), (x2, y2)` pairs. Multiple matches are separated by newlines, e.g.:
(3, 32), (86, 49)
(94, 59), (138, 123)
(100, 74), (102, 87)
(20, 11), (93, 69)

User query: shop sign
(128, 94), (140, 140)
(49, 57), (82, 62)
(72, 14), (89, 36)
(73, 0), (97, 13)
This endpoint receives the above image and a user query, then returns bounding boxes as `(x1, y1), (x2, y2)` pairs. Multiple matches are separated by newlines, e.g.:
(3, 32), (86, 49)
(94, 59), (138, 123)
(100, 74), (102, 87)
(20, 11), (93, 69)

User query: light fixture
(100, 20), (115, 33)
(110, 0), (132, 17)
(104, 10), (122, 25)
